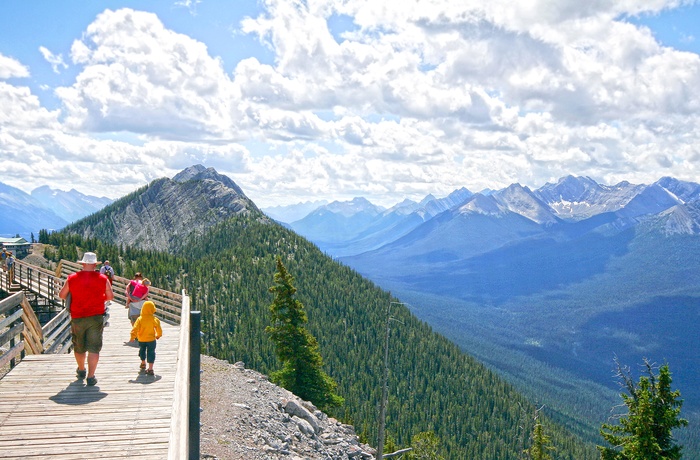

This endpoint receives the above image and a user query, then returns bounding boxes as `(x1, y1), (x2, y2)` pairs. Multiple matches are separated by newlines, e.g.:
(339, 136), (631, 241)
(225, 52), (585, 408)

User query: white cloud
(57, 8), (240, 139)
(39, 46), (68, 74)
(0, 53), (30, 79)
(2, 2), (700, 208)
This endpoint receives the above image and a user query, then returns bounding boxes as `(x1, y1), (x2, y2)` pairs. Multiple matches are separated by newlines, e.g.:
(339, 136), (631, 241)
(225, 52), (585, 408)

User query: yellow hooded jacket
(130, 301), (162, 342)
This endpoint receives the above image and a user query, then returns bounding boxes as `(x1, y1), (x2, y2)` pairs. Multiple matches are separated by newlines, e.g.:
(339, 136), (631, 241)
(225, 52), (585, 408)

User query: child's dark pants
(138, 340), (157, 364)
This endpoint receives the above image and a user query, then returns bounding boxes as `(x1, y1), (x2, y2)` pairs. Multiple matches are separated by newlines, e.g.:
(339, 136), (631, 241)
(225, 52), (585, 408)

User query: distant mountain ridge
(31, 186), (113, 224)
(270, 175), (700, 259)
(0, 182), (111, 238)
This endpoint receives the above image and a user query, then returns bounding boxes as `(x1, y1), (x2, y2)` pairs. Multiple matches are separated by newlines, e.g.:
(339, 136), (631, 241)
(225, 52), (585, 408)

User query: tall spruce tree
(266, 256), (344, 411)
(526, 423), (555, 460)
(598, 360), (687, 460)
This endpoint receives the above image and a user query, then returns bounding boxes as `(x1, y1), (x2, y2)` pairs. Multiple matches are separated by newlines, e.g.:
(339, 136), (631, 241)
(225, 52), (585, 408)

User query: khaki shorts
(71, 315), (104, 354)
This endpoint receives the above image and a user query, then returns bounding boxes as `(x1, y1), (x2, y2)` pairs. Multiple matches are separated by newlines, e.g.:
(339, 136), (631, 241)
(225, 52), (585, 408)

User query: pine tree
(407, 431), (445, 460)
(526, 423), (555, 460)
(598, 359), (688, 460)
(266, 256), (344, 411)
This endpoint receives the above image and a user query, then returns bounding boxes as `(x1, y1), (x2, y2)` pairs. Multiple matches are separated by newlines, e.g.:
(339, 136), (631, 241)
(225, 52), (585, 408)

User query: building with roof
(0, 237), (31, 258)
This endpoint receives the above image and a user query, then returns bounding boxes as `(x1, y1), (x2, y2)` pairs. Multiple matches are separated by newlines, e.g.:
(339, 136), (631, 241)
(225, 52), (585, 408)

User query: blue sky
(1, 0), (699, 208)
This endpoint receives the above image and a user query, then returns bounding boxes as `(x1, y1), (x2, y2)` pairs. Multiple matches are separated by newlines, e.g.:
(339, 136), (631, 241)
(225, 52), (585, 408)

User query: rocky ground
(200, 355), (376, 460)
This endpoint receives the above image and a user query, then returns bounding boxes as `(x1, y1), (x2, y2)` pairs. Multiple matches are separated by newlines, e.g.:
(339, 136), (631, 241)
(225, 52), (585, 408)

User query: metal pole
(377, 303), (392, 460)
(188, 311), (201, 460)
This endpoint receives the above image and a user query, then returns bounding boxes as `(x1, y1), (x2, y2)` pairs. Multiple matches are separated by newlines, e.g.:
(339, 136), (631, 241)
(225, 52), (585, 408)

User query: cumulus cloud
(2, 1), (700, 207)
(0, 54), (30, 79)
(57, 8), (241, 139)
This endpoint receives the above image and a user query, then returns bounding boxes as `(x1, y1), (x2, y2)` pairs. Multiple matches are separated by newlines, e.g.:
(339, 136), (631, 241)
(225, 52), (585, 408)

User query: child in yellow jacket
(130, 301), (162, 375)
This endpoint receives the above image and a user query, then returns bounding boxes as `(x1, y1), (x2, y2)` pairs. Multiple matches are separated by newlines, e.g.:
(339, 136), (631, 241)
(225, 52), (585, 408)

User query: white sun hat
(78, 252), (98, 265)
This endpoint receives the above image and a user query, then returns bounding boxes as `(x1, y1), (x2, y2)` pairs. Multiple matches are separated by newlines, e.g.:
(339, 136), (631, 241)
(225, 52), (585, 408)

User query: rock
(292, 415), (315, 437)
(200, 355), (375, 459)
(283, 399), (321, 434)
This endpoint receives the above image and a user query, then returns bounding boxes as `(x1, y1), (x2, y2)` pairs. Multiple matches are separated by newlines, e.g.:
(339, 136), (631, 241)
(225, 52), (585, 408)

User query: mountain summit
(63, 164), (264, 253)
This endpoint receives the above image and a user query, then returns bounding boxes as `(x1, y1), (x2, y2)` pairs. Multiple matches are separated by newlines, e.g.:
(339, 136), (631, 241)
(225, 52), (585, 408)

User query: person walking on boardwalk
(129, 301), (162, 376)
(6, 252), (14, 280)
(127, 276), (151, 326)
(59, 252), (114, 386)
(99, 260), (115, 307)
(99, 260), (114, 285)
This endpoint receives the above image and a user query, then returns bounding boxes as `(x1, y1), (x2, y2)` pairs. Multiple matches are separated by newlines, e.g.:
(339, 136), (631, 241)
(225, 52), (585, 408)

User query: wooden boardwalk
(0, 300), (180, 459)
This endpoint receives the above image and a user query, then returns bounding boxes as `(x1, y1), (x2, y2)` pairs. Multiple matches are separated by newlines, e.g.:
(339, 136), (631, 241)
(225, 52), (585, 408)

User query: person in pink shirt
(126, 274), (151, 325)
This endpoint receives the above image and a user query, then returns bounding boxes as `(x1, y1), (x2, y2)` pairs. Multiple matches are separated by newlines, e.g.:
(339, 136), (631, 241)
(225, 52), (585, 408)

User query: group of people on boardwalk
(58, 252), (162, 386)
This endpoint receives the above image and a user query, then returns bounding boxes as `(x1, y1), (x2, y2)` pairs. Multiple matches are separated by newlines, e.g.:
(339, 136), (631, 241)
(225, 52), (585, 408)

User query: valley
(277, 174), (700, 452)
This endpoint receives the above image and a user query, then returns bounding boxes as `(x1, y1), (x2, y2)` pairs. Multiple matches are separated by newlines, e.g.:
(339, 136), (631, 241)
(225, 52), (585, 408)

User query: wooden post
(188, 310), (202, 460)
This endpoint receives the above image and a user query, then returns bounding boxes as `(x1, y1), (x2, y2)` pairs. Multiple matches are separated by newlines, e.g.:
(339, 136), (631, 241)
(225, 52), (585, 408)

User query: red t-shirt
(67, 271), (108, 319)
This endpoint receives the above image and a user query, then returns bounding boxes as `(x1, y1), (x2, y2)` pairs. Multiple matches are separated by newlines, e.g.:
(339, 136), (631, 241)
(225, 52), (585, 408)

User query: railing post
(188, 310), (201, 460)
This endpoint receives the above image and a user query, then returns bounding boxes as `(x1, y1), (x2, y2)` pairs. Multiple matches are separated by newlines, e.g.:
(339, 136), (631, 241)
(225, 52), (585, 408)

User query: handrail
(57, 259), (183, 324)
(169, 289), (192, 459)
(0, 292), (43, 371)
(11, 259), (72, 353)
(0, 293), (26, 370)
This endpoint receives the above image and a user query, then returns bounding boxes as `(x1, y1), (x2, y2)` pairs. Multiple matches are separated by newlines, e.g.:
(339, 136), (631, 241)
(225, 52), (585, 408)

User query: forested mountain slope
(42, 168), (599, 458)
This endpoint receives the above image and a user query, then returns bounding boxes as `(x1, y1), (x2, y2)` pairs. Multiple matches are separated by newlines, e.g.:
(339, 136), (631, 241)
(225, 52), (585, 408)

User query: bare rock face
(81, 165), (269, 253)
(200, 355), (375, 460)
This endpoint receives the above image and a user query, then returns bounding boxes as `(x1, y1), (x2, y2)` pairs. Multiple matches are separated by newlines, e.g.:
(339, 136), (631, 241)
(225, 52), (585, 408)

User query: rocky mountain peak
(173, 164), (246, 196)
(458, 193), (505, 217)
(65, 166), (266, 253)
(493, 183), (558, 225)
(323, 197), (384, 217)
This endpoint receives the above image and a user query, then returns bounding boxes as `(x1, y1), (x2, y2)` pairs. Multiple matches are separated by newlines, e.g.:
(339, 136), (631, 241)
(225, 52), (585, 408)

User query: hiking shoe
(76, 368), (87, 379)
(86, 376), (97, 386)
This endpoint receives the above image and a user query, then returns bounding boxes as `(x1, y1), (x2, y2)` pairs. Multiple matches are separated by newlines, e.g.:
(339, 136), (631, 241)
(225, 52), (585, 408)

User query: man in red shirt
(59, 252), (114, 386)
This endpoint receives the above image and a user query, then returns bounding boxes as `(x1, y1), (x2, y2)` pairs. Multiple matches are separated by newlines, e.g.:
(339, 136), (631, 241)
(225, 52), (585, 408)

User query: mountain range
(0, 182), (112, 238)
(265, 175), (700, 448)
(275, 175), (700, 260)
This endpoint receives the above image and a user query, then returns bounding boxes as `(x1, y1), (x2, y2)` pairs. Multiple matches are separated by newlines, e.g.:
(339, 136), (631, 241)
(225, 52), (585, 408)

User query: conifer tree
(266, 256), (344, 411)
(407, 431), (444, 460)
(598, 360), (687, 460)
(526, 423), (555, 460)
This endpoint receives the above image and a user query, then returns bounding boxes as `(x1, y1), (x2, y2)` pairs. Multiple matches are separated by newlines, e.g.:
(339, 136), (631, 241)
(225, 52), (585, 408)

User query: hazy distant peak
(324, 197), (384, 217)
(535, 175), (642, 221)
(386, 198), (420, 215)
(493, 184), (558, 225)
(655, 176), (700, 203)
(458, 193), (505, 217)
(419, 194), (436, 206)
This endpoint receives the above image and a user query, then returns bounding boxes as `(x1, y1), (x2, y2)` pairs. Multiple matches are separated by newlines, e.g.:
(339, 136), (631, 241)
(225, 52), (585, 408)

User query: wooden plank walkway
(0, 301), (180, 459)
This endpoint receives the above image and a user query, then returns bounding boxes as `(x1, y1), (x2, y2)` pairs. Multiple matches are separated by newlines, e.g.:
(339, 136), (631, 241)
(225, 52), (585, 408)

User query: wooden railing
(0, 292), (44, 372)
(56, 260), (183, 325)
(10, 259), (74, 354)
